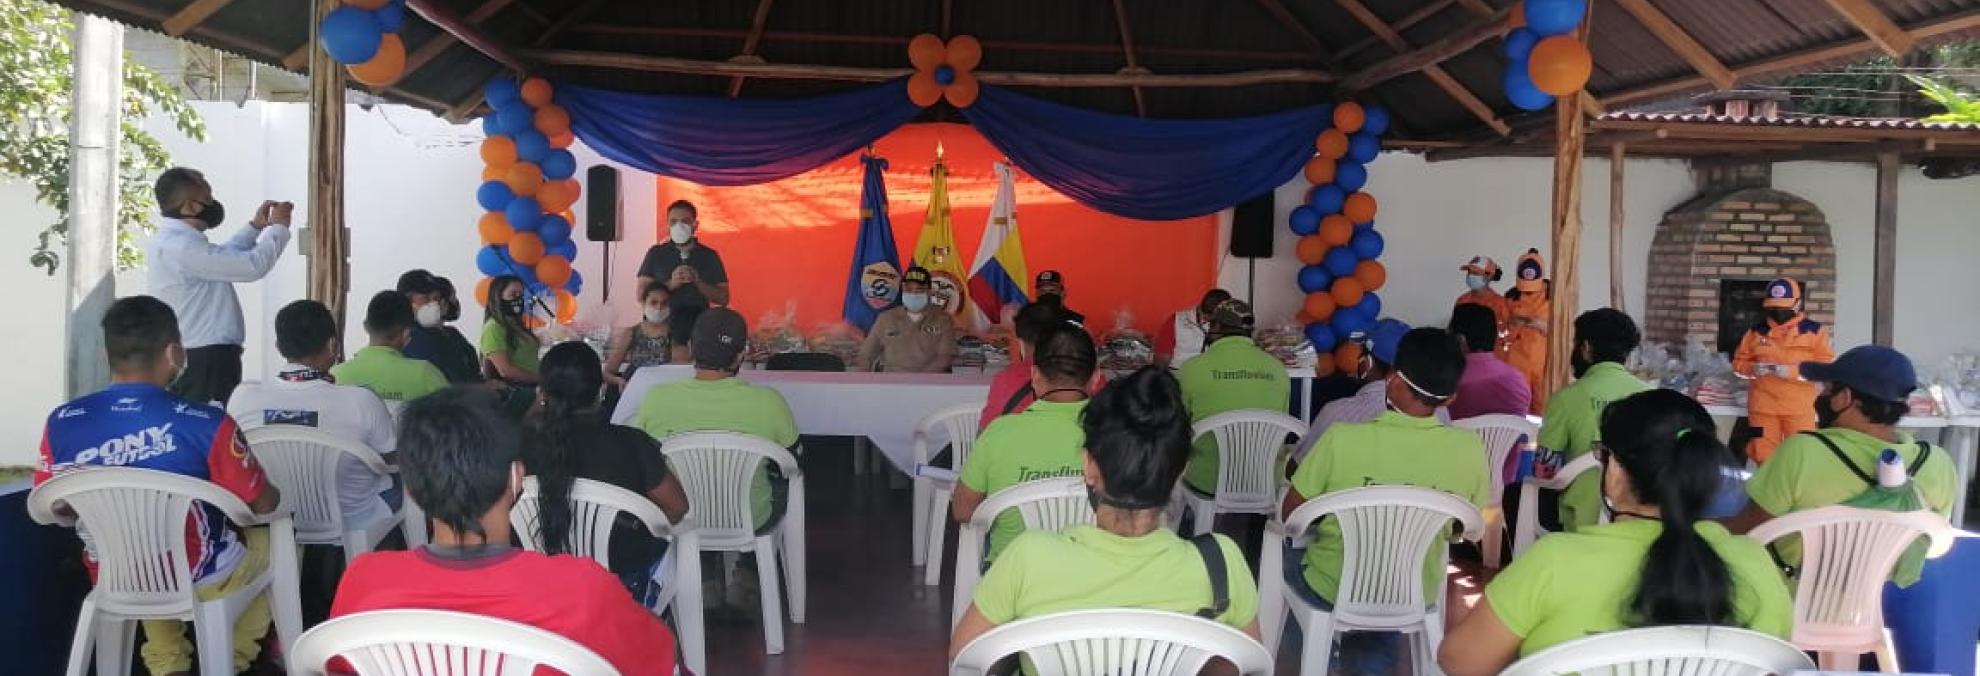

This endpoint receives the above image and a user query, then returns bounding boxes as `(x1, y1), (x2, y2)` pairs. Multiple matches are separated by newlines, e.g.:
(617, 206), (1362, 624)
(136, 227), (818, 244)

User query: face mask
(901, 292), (930, 313)
(1765, 308), (1798, 324)
(669, 221), (695, 245)
(1465, 274), (1488, 291)
(168, 199), (225, 229)
(1815, 389), (1841, 428)
(644, 307), (671, 324)
(415, 302), (445, 328)
(503, 297), (525, 317)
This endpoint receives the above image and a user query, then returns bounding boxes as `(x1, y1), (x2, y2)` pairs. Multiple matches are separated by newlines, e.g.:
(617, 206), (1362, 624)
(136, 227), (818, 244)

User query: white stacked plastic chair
(1511, 450), (1606, 558)
(1451, 414), (1538, 568)
(1174, 410), (1306, 536)
(950, 609), (1274, 676)
(660, 432), (806, 676)
(911, 401), (984, 586)
(287, 609), (618, 676)
(952, 478), (1096, 626)
(509, 477), (680, 615)
(1258, 485), (1482, 675)
(1745, 506), (1959, 672)
(244, 427), (404, 564)
(1499, 625), (1814, 676)
(28, 467), (305, 676)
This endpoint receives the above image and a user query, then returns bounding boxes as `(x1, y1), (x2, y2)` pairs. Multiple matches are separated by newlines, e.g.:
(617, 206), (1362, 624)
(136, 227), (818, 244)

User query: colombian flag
(912, 159), (970, 318)
(966, 162), (1030, 329)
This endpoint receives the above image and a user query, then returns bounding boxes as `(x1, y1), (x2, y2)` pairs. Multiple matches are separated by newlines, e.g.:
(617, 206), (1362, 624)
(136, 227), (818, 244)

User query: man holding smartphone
(144, 167), (294, 405)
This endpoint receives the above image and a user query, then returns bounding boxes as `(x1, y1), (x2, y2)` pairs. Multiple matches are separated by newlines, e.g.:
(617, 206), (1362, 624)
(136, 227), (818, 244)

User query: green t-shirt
(960, 400), (1088, 561)
(973, 525), (1259, 632)
(329, 346), (449, 403)
(1288, 411), (1491, 604)
(633, 377), (800, 530)
(1178, 337), (1290, 493)
(479, 320), (541, 376)
(1745, 428), (1957, 574)
(1536, 362), (1649, 529)
(1484, 519), (1794, 656)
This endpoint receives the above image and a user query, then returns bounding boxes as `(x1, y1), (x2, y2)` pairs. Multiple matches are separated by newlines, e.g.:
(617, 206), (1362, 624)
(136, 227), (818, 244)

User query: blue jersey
(38, 383), (268, 582)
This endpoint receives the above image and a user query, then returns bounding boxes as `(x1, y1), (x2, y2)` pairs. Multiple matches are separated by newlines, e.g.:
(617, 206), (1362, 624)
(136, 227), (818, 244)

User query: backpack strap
(1806, 432), (1876, 485)
(1907, 441), (1933, 476)
(1189, 534), (1231, 620)
(1000, 383), (1035, 416)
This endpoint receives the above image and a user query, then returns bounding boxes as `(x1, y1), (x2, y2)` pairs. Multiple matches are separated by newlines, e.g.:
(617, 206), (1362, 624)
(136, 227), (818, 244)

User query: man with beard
(1535, 308), (1650, 531)
(1731, 277), (1834, 464)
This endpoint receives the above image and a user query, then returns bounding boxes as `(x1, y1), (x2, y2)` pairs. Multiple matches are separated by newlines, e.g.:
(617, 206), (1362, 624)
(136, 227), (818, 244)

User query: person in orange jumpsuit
(1732, 277), (1835, 464)
(1501, 249), (1551, 414)
(1455, 256), (1511, 349)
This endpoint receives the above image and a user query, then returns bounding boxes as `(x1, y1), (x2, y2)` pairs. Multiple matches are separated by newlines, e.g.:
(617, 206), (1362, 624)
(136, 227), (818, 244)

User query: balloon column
(1502, 0), (1594, 111)
(1291, 102), (1390, 376)
(474, 76), (584, 325)
(317, 0), (411, 86)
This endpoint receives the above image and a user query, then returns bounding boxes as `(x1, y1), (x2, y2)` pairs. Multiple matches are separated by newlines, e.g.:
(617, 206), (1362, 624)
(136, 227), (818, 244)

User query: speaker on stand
(585, 165), (623, 300)
(1229, 192), (1276, 305)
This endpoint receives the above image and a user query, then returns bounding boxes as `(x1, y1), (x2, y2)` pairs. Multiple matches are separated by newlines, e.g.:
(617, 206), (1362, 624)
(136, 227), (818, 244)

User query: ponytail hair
(1599, 389), (1737, 626)
(522, 342), (604, 554)
(1079, 367), (1193, 509)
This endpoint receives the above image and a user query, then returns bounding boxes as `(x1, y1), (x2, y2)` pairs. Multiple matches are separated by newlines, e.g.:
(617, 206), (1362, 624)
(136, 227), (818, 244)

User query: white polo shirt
(145, 217), (291, 348)
(228, 365), (398, 528)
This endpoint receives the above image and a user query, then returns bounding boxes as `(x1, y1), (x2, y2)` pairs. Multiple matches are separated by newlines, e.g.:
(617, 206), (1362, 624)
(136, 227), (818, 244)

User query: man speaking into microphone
(144, 167), (293, 405)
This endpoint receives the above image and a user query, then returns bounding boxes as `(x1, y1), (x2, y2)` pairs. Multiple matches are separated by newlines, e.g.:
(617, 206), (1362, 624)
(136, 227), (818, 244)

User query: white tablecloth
(610, 365), (994, 473)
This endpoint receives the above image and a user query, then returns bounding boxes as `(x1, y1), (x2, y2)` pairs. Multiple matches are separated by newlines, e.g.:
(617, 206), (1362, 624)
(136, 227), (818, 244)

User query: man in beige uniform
(857, 266), (957, 373)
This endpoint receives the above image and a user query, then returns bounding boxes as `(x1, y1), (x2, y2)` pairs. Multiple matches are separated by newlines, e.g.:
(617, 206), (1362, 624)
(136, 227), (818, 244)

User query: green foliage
(1777, 56), (1896, 118)
(0, 0), (205, 274)
(1906, 74), (1980, 123)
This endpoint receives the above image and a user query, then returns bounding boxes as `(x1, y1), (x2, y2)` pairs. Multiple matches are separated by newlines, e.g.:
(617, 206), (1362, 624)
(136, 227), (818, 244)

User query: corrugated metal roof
(1602, 111), (1980, 131)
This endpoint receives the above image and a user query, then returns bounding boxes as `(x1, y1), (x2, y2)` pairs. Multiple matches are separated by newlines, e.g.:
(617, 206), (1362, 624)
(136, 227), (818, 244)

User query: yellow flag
(913, 160), (969, 318)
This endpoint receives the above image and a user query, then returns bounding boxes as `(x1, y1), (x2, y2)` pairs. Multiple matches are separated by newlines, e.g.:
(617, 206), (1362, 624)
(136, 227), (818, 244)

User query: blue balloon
(1297, 265), (1334, 294)
(1306, 323), (1338, 353)
(517, 265), (541, 289)
(1289, 205), (1322, 235)
(1351, 229), (1386, 260)
(514, 130), (551, 163)
(1361, 105), (1391, 137)
(319, 7), (383, 64)
(564, 269), (584, 294)
(1354, 293), (1382, 320)
(1334, 161), (1368, 192)
(1505, 27), (1540, 60)
(1332, 307), (1373, 340)
(1348, 132), (1381, 164)
(538, 215), (573, 245)
(1354, 219), (1376, 232)
(547, 238), (578, 260)
(374, 0), (406, 32)
(1524, 0), (1586, 37)
(1505, 64), (1553, 111)
(1309, 184), (1347, 215)
(1324, 247), (1359, 278)
(506, 197), (543, 232)
(539, 149), (577, 180)
(476, 181), (514, 211)
(934, 65), (957, 86)
(485, 77), (522, 109)
(476, 246), (509, 277)
(498, 106), (535, 135)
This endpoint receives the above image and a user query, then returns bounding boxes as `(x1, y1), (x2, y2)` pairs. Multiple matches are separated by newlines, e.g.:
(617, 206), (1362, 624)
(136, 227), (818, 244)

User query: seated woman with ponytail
(523, 343), (690, 597)
(1439, 389), (1792, 675)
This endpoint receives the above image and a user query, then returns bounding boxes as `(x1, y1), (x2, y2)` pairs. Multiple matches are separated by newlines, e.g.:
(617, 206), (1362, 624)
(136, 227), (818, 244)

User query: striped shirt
(1293, 380), (1451, 462)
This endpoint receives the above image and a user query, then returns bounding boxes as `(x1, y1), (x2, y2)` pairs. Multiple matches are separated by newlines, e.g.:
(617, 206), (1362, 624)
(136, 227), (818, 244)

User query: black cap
(691, 307), (749, 369)
(1801, 345), (1917, 402)
(903, 266), (932, 285)
(1036, 270), (1064, 285)
(1206, 298), (1255, 333)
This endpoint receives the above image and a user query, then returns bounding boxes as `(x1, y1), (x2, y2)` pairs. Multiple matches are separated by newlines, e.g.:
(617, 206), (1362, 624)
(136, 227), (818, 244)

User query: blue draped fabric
(962, 85), (1333, 220)
(557, 80), (922, 186)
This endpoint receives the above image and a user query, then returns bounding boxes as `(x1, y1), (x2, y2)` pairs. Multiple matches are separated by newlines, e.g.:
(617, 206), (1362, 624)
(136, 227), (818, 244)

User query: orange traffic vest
(1732, 316), (1836, 416)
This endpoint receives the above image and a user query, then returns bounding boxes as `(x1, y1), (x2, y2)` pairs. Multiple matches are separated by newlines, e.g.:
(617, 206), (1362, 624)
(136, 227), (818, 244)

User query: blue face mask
(1465, 274), (1489, 291)
(901, 292), (930, 313)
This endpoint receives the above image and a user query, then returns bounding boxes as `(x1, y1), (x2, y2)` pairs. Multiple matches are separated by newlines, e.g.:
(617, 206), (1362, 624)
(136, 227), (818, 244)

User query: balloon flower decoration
(1290, 102), (1390, 376)
(317, 0), (411, 86)
(906, 34), (983, 108)
(1502, 0), (1594, 111)
(474, 75), (584, 325)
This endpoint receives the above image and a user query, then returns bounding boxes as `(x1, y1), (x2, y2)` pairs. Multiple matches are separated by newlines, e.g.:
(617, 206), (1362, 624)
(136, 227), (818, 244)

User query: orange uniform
(1732, 314), (1835, 464)
(1500, 249), (1551, 414)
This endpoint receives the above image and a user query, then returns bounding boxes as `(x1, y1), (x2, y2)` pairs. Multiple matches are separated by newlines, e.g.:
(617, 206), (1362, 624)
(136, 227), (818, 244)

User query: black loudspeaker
(585, 165), (622, 242)
(1229, 192), (1275, 258)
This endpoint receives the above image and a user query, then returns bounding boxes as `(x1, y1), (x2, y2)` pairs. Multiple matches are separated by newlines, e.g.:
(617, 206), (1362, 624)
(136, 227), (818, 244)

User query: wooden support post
(1873, 151), (1899, 345)
(1544, 91), (1589, 395)
(307, 0), (350, 337)
(1110, 0), (1148, 116)
(65, 14), (122, 398)
(728, 0), (777, 97)
(1609, 142), (1626, 312)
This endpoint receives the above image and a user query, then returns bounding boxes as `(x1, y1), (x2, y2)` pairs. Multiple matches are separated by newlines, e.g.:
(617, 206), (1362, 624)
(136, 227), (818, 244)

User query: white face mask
(415, 302), (445, 328)
(1465, 274), (1489, 291)
(644, 307), (671, 324)
(901, 292), (930, 313)
(669, 221), (695, 245)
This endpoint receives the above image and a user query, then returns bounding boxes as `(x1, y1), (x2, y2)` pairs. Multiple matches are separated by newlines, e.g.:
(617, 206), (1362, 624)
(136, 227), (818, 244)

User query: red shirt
(329, 548), (676, 676)
(979, 358), (1109, 432)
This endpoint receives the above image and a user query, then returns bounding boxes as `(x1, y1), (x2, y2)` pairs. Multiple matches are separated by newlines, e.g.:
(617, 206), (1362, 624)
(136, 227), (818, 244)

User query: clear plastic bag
(808, 321), (865, 366)
(1097, 309), (1153, 372)
(745, 300), (807, 364)
(1257, 317), (1318, 369)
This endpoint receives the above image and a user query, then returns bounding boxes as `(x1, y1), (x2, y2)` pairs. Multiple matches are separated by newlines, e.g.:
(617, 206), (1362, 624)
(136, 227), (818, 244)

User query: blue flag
(844, 155), (904, 331)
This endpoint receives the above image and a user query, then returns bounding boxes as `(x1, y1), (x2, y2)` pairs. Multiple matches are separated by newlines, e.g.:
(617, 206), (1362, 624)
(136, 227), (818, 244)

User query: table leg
(1947, 425), (1976, 527)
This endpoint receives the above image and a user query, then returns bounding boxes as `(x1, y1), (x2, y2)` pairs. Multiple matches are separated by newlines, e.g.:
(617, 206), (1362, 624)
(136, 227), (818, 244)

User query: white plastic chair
(1451, 414), (1538, 568)
(243, 427), (404, 564)
(28, 467), (305, 676)
(1511, 450), (1606, 558)
(1499, 625), (1815, 676)
(912, 401), (984, 586)
(952, 478), (1096, 626)
(286, 609), (619, 676)
(510, 477), (679, 614)
(1174, 410), (1306, 536)
(660, 432), (806, 676)
(1258, 485), (1482, 675)
(1745, 506), (1959, 673)
(950, 608), (1274, 676)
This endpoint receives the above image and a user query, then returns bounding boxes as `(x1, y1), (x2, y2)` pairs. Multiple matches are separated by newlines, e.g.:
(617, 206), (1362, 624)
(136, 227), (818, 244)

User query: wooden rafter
(728, 0), (778, 97)
(1822, 0), (1916, 56)
(1337, 0), (1459, 60)
(1335, 0), (1510, 135)
(568, 25), (1315, 62)
(1611, 0), (1735, 90)
(525, 49), (1335, 87)
(1110, 0), (1148, 116)
(1453, 0), (1494, 16)
(405, 0), (526, 72)
(1340, 4), (1512, 92)
(161, 0), (232, 36)
(530, 0), (605, 48)
(1252, 0), (1337, 65)
(400, 0), (516, 78)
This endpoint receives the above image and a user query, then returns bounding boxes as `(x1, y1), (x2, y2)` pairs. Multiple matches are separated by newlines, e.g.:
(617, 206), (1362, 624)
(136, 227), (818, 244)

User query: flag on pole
(966, 162), (1031, 330)
(912, 157), (969, 319)
(842, 154), (903, 331)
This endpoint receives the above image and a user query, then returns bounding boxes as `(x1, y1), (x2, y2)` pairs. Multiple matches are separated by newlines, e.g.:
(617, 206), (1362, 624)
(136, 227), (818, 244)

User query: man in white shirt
(1292, 318), (1450, 463)
(1159, 288), (1232, 368)
(146, 167), (293, 405)
(229, 300), (400, 529)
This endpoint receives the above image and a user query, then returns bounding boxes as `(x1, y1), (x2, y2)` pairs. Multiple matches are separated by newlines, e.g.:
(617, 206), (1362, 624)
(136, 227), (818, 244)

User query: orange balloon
(1331, 277), (1366, 308)
(534, 105), (571, 136)
(1303, 156), (1336, 185)
(1333, 102), (1365, 134)
(554, 289), (577, 324)
(907, 71), (943, 107)
(503, 162), (543, 196)
(1355, 260), (1388, 292)
(509, 232), (546, 266)
(945, 71), (980, 108)
(520, 78), (555, 107)
(525, 315), (548, 330)
(559, 210), (576, 224)
(1334, 342), (1365, 375)
(1528, 36), (1593, 96)
(536, 255), (573, 288)
(1295, 236), (1328, 265)
(475, 277), (495, 306)
(909, 33), (947, 70)
(537, 179), (580, 212)
(945, 35), (983, 71)
(346, 34), (405, 86)
(478, 212), (514, 245)
(548, 131), (575, 150)
(481, 135), (517, 168)
(1312, 356), (1337, 378)
(1316, 129), (1349, 160)
(345, 0), (390, 9)
(1343, 192), (1378, 224)
(1319, 215), (1354, 247)
(1303, 292), (1338, 323)
(481, 164), (504, 181)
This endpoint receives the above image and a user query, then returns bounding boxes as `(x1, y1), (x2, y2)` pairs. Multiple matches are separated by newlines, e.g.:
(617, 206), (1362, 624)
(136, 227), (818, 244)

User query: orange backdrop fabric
(654, 123), (1219, 337)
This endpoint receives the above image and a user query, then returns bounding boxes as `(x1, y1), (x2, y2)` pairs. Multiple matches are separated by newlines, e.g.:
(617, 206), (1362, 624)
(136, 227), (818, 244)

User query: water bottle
(1878, 448), (1906, 487)
(1514, 436), (1536, 483)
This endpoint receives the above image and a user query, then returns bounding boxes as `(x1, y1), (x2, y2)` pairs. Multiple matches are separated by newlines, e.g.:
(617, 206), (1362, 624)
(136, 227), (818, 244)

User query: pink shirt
(1449, 352), (1532, 420)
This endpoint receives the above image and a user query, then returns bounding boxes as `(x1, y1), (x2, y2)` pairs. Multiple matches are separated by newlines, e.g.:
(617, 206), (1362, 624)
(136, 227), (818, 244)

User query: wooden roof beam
(1252, 0), (1338, 66)
(567, 26), (1317, 62)
(1335, 0), (1510, 135)
(162, 0), (233, 36)
(1611, 0), (1735, 90)
(1111, 0), (1148, 116)
(728, 0), (778, 97)
(405, 0), (526, 72)
(1337, 0), (1459, 60)
(1340, 4), (1512, 92)
(1822, 0), (1916, 56)
(286, 0), (512, 72)
(524, 49), (1335, 87)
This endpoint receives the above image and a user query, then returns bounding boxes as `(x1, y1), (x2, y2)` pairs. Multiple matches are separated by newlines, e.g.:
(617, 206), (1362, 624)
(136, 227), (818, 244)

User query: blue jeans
(379, 473), (404, 512)
(1282, 541), (1402, 676)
